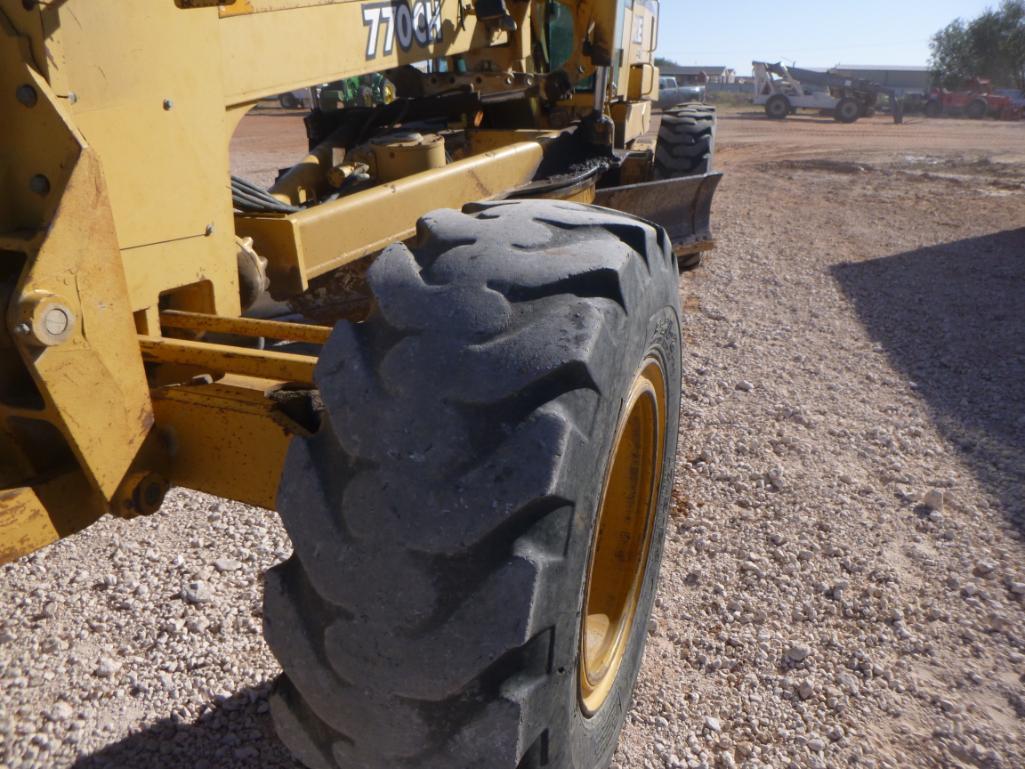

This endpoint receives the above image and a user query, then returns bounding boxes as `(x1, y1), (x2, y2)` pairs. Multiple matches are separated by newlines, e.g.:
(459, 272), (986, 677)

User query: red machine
(924, 78), (1022, 120)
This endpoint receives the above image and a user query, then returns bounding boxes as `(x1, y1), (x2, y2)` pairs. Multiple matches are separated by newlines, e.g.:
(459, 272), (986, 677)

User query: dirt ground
(1, 110), (1023, 769)
(229, 108), (309, 189)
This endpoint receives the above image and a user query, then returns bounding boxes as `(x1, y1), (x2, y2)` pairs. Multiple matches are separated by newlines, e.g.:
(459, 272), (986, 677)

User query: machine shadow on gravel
(833, 229), (1025, 530)
(70, 683), (290, 769)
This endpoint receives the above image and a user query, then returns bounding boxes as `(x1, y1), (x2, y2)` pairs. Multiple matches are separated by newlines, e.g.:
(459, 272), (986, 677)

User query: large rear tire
(765, 94), (790, 120)
(655, 103), (716, 178)
(966, 99), (988, 120)
(924, 100), (942, 118)
(834, 97), (860, 124)
(264, 200), (683, 769)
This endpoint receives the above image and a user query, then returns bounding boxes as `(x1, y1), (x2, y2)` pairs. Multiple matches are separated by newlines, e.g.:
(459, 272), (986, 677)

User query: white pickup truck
(658, 75), (706, 109)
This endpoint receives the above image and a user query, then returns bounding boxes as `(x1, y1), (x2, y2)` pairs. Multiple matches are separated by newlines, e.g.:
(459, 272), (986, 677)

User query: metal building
(659, 65), (736, 85)
(830, 65), (931, 95)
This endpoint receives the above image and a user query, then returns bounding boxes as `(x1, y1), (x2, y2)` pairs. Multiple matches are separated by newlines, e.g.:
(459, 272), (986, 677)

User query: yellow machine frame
(0, 0), (678, 562)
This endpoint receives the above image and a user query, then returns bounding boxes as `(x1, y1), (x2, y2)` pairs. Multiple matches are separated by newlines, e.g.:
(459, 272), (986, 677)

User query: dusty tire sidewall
(766, 97), (789, 119)
(559, 293), (682, 769)
(835, 99), (859, 123)
(265, 205), (685, 769)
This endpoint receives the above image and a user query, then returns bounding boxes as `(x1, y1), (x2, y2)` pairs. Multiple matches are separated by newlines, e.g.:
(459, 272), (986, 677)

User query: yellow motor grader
(0, 1), (719, 766)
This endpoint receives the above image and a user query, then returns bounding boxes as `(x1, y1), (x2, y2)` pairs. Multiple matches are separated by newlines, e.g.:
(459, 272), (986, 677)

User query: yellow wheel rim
(579, 358), (667, 716)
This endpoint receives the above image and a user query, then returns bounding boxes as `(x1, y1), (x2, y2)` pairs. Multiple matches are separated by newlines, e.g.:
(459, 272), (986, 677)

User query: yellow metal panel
(0, 1), (45, 72)
(0, 18), (78, 233)
(24, 1), (242, 318)
(0, 488), (59, 565)
(152, 380), (294, 510)
(624, 2), (658, 65)
(616, 3), (658, 101)
(121, 239), (240, 317)
(612, 100), (651, 147)
(237, 141), (544, 295)
(49, 3), (233, 251)
(628, 64), (656, 101)
(466, 129), (561, 154)
(2, 39), (152, 500)
(217, 1), (491, 104)
(9, 149), (155, 498)
(0, 472), (109, 565)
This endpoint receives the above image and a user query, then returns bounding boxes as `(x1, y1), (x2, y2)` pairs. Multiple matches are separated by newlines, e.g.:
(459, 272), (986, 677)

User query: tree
(930, 20), (974, 88)
(998, 0), (1025, 90)
(931, 1), (1025, 90)
(654, 56), (682, 70)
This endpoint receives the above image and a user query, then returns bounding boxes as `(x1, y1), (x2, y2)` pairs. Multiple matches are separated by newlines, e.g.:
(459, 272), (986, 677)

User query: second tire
(656, 103), (717, 178)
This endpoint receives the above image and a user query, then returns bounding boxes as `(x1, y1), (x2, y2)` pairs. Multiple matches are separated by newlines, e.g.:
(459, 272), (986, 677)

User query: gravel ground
(618, 115), (1025, 769)
(2, 113), (1024, 769)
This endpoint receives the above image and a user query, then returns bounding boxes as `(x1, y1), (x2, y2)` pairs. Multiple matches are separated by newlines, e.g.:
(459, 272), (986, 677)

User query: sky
(656, 0), (997, 73)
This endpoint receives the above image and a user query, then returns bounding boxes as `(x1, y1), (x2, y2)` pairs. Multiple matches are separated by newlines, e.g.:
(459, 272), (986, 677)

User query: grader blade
(595, 172), (722, 260)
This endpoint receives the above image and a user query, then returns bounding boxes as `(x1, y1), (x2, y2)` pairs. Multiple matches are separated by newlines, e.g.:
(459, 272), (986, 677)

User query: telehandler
(1, 1), (719, 766)
(754, 60), (886, 123)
